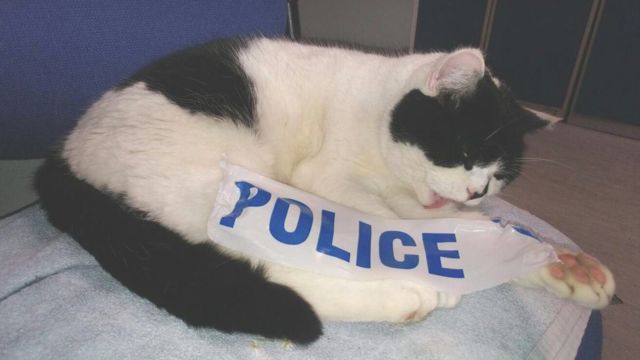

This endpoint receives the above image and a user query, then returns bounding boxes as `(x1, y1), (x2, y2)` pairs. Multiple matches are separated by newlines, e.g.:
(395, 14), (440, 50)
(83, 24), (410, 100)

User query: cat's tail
(34, 153), (322, 344)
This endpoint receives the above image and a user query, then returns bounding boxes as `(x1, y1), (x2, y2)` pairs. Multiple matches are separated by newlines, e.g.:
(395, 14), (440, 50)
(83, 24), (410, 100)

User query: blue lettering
(379, 231), (419, 269)
(219, 181), (271, 228)
(316, 210), (351, 262)
(422, 233), (464, 278)
(269, 198), (313, 245)
(356, 221), (372, 268)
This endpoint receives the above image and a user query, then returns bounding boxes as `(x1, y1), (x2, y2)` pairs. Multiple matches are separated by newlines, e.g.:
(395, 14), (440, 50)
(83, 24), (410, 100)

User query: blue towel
(0, 198), (590, 359)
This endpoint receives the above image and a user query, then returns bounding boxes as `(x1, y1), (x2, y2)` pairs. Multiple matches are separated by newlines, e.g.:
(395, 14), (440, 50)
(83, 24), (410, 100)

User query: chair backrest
(0, 0), (288, 159)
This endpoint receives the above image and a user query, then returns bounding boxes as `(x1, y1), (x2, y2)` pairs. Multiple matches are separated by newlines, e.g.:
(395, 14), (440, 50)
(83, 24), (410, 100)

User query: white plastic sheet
(208, 162), (558, 295)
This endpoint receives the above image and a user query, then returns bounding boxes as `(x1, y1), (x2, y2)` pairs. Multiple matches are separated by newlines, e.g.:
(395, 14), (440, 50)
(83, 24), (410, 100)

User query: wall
(298, 0), (417, 51)
(0, 159), (43, 217)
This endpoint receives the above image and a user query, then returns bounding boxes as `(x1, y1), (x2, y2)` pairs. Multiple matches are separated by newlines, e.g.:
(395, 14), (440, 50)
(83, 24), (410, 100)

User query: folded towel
(0, 198), (590, 359)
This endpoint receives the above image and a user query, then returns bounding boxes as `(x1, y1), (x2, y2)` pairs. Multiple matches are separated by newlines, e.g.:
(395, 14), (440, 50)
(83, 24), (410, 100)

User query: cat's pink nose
(467, 183), (489, 200)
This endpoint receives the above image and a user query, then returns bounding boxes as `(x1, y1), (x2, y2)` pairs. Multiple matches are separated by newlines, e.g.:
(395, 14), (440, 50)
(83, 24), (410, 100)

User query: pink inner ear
(430, 50), (485, 91)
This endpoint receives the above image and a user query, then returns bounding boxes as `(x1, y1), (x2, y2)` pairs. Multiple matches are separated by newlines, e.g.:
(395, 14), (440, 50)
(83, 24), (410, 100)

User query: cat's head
(386, 48), (549, 209)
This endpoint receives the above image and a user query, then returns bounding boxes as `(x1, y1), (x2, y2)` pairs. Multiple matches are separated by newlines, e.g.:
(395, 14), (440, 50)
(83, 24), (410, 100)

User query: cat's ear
(427, 48), (485, 95)
(521, 108), (554, 132)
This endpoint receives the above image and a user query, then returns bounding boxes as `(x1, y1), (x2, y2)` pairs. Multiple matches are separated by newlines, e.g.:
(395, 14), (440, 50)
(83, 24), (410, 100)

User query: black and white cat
(35, 37), (615, 344)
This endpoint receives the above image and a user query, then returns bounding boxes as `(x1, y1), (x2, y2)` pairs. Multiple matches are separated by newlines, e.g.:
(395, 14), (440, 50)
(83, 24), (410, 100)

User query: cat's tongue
(424, 194), (450, 209)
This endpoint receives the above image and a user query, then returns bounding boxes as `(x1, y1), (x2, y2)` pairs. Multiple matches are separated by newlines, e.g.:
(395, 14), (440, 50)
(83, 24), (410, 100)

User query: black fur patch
(390, 74), (547, 183)
(34, 154), (322, 344)
(117, 38), (256, 128)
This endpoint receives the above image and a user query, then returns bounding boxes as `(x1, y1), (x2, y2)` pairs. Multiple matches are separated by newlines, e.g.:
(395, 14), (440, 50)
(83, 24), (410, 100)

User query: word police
(219, 181), (464, 278)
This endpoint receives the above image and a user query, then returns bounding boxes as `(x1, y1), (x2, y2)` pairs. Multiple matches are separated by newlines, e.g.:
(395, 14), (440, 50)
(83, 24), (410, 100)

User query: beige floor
(499, 122), (639, 359)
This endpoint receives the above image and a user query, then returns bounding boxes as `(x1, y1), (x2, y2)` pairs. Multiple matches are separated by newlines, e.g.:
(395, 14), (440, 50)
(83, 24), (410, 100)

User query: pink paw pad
(589, 268), (606, 285)
(551, 252), (607, 285)
(570, 267), (590, 284)
(549, 264), (565, 279)
(558, 253), (577, 267)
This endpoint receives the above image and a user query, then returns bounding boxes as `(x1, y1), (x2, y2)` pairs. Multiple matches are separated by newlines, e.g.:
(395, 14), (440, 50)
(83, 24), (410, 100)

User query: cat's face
(387, 49), (548, 208)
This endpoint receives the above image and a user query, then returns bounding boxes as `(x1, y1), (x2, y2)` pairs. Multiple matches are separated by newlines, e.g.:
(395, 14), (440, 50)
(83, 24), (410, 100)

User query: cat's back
(63, 38), (286, 182)
(117, 38), (256, 127)
(63, 38), (382, 184)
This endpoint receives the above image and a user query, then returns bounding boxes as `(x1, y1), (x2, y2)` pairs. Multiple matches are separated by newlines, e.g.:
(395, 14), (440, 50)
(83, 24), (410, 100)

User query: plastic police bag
(208, 162), (558, 295)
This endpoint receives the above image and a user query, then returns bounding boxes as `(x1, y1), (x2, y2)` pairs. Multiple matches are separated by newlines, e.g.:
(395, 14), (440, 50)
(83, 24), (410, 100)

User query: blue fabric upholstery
(577, 312), (603, 360)
(0, 0), (288, 159)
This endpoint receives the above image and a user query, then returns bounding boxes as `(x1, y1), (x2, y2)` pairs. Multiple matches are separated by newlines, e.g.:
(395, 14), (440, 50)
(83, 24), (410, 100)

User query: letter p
(219, 181), (272, 228)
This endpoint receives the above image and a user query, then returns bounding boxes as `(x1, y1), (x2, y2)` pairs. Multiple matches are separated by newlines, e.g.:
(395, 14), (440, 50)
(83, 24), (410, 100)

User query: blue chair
(0, 0), (288, 159)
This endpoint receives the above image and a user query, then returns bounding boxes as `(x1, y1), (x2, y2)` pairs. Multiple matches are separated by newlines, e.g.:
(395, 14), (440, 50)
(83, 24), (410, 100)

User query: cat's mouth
(423, 193), (453, 209)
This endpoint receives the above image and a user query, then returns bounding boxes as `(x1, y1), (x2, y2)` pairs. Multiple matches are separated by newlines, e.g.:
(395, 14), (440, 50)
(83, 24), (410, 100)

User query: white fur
(63, 39), (613, 323)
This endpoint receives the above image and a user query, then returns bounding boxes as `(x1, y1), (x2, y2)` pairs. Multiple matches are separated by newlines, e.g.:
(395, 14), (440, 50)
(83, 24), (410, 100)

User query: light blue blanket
(0, 198), (590, 359)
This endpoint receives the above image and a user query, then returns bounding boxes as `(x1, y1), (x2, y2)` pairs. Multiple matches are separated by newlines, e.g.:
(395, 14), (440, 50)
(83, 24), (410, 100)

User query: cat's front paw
(383, 283), (461, 323)
(518, 248), (615, 309)
(380, 281), (440, 323)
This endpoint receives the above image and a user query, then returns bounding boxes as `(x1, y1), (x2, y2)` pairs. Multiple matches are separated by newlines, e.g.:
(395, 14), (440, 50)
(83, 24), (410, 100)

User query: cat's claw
(516, 248), (615, 309)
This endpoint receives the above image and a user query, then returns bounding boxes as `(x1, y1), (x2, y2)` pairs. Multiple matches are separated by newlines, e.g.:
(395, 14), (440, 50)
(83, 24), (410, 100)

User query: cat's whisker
(502, 170), (533, 183)
(517, 157), (573, 169)
(483, 123), (509, 142)
(515, 171), (534, 182)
